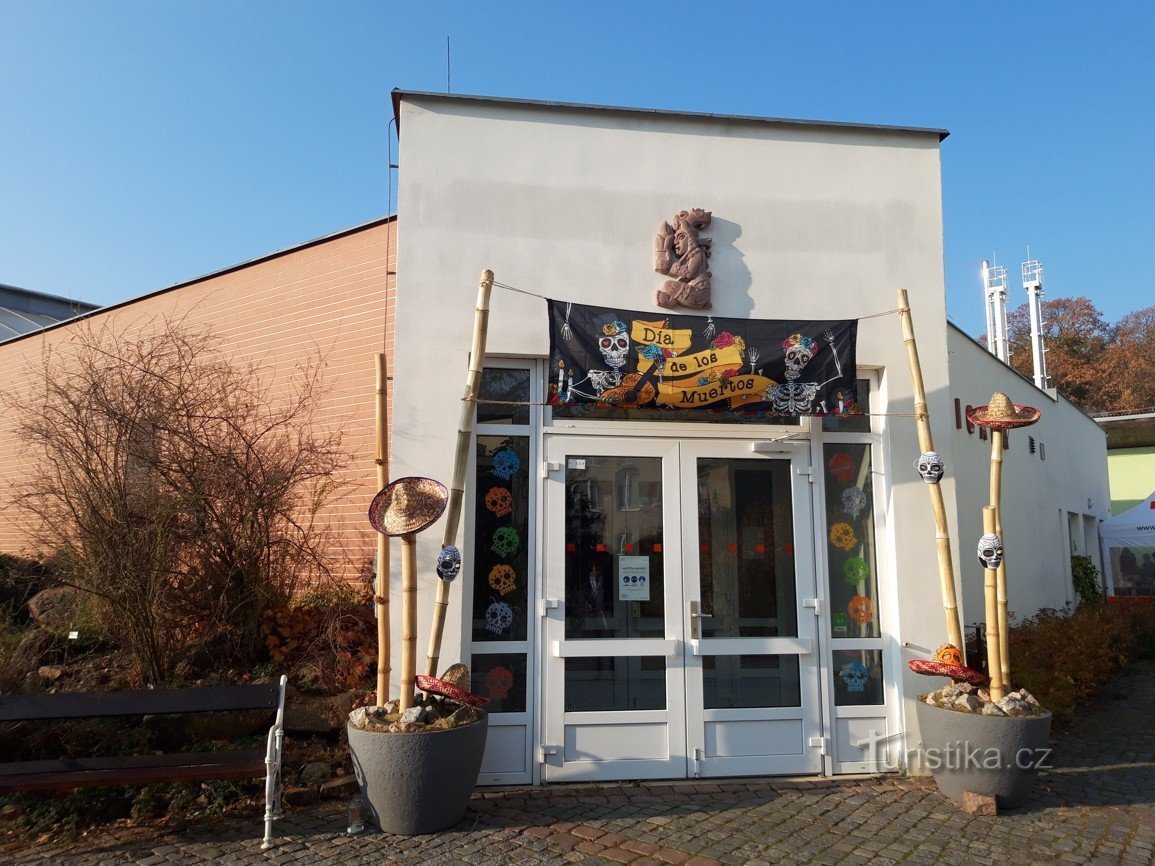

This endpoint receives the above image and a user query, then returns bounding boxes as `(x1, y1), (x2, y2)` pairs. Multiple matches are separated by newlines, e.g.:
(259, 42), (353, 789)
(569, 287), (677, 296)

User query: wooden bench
(0, 675), (287, 849)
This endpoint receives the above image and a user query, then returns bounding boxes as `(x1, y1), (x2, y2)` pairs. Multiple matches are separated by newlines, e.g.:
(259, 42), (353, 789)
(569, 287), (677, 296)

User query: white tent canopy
(1101, 490), (1155, 595)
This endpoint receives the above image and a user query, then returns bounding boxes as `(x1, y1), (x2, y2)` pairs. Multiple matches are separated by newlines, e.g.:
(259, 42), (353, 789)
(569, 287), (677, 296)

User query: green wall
(1108, 446), (1155, 515)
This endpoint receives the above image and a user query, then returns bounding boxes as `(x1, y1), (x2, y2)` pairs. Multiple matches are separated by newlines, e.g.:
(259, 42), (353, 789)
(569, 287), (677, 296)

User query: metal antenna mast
(982, 258), (1010, 363)
(1022, 252), (1049, 389)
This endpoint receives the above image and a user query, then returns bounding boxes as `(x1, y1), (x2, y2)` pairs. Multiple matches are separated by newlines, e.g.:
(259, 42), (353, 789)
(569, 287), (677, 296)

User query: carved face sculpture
(484, 601), (514, 634)
(491, 527), (520, 558)
(436, 545), (462, 582)
(915, 451), (944, 484)
(841, 487), (867, 519)
(977, 533), (1004, 569)
(485, 486), (513, 518)
(488, 564), (517, 596)
(598, 321), (630, 370)
(840, 661), (869, 693)
(492, 449), (521, 481)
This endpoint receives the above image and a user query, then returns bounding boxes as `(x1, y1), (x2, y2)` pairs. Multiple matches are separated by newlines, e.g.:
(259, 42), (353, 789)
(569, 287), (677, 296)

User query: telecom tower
(1022, 256), (1049, 390)
(982, 259), (1010, 363)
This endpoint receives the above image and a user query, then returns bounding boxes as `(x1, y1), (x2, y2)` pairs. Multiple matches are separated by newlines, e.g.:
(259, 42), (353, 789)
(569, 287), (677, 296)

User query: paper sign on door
(617, 555), (650, 601)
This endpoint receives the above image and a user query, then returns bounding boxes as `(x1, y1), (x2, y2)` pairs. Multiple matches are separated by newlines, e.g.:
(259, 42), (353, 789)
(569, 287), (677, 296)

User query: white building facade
(387, 91), (1109, 784)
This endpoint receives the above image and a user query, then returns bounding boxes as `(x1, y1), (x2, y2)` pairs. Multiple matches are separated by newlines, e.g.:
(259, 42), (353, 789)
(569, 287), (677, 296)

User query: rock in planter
(346, 714), (488, 835)
(916, 698), (1051, 809)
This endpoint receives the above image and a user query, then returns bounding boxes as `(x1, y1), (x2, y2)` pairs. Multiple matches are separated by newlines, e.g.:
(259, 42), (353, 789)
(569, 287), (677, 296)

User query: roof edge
(391, 89), (950, 141)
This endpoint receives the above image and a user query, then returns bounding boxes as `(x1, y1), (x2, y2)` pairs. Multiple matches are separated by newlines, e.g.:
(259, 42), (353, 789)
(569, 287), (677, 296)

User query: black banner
(547, 301), (858, 417)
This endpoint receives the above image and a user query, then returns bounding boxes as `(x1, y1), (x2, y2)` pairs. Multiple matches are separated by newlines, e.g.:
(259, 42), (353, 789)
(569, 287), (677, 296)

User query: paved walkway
(7, 661), (1155, 865)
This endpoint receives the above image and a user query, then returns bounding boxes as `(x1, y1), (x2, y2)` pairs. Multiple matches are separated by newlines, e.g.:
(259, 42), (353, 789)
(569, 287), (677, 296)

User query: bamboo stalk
(897, 289), (965, 652)
(399, 533), (417, 711)
(982, 506), (1006, 701)
(374, 352), (391, 706)
(989, 428), (1011, 691)
(424, 269), (495, 678)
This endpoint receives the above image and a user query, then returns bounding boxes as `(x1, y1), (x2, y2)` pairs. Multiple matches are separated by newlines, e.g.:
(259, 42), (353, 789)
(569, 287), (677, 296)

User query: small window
(477, 368), (531, 425)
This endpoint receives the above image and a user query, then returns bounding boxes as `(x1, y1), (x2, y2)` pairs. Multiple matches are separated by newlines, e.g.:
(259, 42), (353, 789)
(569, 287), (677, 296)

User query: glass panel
(564, 656), (666, 711)
(470, 652), (527, 713)
(478, 368), (531, 425)
(823, 443), (881, 638)
(471, 435), (530, 641)
(703, 655), (801, 708)
(564, 456), (665, 639)
(697, 458), (797, 638)
(833, 649), (885, 706)
(821, 378), (871, 432)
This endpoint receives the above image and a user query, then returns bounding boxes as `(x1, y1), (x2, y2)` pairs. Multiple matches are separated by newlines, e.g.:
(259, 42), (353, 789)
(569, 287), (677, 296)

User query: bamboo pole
(989, 428), (1011, 691)
(982, 506), (1006, 701)
(374, 352), (391, 706)
(897, 289), (965, 652)
(399, 533), (418, 711)
(424, 269), (494, 678)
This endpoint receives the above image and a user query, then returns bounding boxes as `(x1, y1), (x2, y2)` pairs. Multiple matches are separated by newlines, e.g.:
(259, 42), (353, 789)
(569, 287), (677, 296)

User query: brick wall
(0, 217), (397, 585)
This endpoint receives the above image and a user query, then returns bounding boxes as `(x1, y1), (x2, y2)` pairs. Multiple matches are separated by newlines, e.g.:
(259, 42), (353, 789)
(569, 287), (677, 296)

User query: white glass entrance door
(540, 437), (821, 782)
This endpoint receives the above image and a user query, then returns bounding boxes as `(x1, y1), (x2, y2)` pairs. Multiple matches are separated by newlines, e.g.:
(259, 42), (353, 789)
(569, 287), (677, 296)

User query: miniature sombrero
(908, 643), (986, 685)
(415, 674), (490, 708)
(966, 392), (1041, 430)
(368, 476), (448, 537)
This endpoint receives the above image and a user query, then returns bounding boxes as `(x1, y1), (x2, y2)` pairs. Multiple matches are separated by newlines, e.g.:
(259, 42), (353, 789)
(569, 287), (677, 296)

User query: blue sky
(2, 2), (1152, 335)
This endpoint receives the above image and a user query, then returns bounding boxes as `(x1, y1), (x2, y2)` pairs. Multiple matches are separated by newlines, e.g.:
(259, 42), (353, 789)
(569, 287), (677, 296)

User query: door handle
(689, 600), (712, 641)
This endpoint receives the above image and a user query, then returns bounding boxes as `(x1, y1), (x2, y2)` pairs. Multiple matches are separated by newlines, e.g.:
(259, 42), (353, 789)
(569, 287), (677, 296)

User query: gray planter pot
(347, 714), (488, 835)
(915, 699), (1051, 809)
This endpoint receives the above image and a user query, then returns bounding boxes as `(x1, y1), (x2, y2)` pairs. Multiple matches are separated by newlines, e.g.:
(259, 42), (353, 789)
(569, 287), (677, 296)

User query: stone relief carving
(654, 208), (713, 310)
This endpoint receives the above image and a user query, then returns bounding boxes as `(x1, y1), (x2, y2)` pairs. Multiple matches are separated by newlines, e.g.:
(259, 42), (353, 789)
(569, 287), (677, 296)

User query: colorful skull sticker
(828, 453), (856, 485)
(915, 451), (944, 484)
(829, 522), (858, 551)
(485, 486), (513, 518)
(484, 601), (514, 634)
(935, 643), (964, 667)
(435, 545), (462, 582)
(488, 564), (517, 596)
(977, 533), (1004, 569)
(843, 556), (869, 587)
(841, 487), (867, 519)
(491, 526), (520, 558)
(491, 448), (521, 481)
(840, 660), (869, 693)
(848, 594), (874, 624)
(484, 666), (514, 700)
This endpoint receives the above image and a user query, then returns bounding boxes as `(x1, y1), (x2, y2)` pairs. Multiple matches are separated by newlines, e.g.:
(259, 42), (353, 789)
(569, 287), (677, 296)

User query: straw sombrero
(966, 392), (1041, 430)
(415, 674), (490, 708)
(908, 643), (986, 685)
(368, 476), (449, 537)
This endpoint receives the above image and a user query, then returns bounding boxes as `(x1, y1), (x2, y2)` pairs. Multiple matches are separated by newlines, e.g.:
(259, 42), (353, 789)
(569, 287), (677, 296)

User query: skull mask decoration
(484, 600), (514, 634)
(491, 449), (521, 481)
(491, 526), (520, 558)
(915, 451), (944, 484)
(488, 564), (517, 596)
(977, 533), (1004, 569)
(485, 486), (513, 518)
(598, 320), (630, 370)
(840, 661), (869, 693)
(841, 487), (867, 519)
(781, 333), (818, 382)
(436, 545), (462, 582)
(484, 666), (514, 700)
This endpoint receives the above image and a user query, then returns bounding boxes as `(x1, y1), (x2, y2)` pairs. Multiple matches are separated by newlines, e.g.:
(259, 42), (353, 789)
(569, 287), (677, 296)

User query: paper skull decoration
(977, 532), (1004, 569)
(488, 564), (517, 596)
(915, 451), (944, 484)
(436, 545), (462, 582)
(491, 526), (520, 558)
(484, 666), (514, 700)
(840, 660), (869, 693)
(841, 487), (867, 519)
(935, 643), (964, 667)
(485, 486), (513, 518)
(829, 522), (858, 551)
(828, 453), (856, 485)
(848, 594), (874, 624)
(843, 556), (869, 587)
(491, 449), (521, 481)
(484, 600), (514, 634)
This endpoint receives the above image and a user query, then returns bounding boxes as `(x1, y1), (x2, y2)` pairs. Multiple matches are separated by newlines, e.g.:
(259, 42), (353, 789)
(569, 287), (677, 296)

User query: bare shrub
(8, 318), (349, 684)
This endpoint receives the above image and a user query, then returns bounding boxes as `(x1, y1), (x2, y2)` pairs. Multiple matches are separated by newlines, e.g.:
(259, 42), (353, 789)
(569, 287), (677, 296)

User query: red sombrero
(907, 643), (986, 685)
(965, 392), (1041, 431)
(415, 674), (490, 708)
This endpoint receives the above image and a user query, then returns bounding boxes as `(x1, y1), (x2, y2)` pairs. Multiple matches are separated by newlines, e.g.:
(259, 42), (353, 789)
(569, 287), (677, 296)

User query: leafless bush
(9, 318), (349, 684)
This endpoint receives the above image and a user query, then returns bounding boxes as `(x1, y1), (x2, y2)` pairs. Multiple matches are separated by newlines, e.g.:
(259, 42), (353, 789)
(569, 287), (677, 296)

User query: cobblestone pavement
(7, 661), (1155, 865)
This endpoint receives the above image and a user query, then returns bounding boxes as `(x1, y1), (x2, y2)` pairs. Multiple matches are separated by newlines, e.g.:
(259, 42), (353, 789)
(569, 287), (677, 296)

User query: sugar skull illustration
(828, 453), (856, 485)
(484, 600), (514, 634)
(841, 487), (867, 519)
(977, 533), (1004, 569)
(484, 666), (514, 700)
(781, 333), (819, 382)
(840, 660), (869, 693)
(488, 564), (517, 596)
(843, 556), (869, 587)
(598, 320), (630, 369)
(915, 451), (944, 484)
(492, 449), (521, 481)
(830, 522), (858, 552)
(491, 526), (520, 558)
(435, 545), (462, 582)
(848, 594), (874, 624)
(485, 486), (513, 518)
